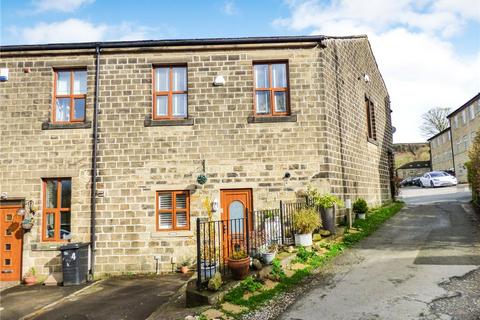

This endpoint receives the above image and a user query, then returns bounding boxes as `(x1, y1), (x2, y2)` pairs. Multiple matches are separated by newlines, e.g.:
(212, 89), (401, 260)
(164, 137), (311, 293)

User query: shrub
(467, 131), (480, 204)
(293, 208), (321, 234)
(352, 198), (368, 214)
(240, 276), (262, 293)
(296, 246), (317, 263)
(269, 258), (286, 281)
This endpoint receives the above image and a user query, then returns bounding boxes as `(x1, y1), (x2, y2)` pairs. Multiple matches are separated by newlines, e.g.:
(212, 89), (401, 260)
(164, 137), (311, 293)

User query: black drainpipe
(90, 45), (100, 277)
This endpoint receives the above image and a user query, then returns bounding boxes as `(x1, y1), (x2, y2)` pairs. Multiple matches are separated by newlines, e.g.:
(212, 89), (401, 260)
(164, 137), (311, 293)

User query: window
(156, 191), (190, 231)
(365, 97), (377, 140)
(462, 110), (467, 124)
(153, 66), (188, 119)
(54, 69), (87, 123)
(42, 178), (71, 241)
(470, 104), (475, 120)
(253, 62), (289, 116)
(454, 115), (459, 129)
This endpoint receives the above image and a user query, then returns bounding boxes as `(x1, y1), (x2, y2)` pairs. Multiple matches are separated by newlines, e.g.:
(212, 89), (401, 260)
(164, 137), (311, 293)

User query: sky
(1, 0), (479, 143)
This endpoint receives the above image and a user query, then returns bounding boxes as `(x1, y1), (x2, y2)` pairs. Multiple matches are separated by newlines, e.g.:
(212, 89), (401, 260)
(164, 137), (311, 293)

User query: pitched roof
(427, 127), (450, 141)
(397, 160), (431, 170)
(447, 93), (480, 118)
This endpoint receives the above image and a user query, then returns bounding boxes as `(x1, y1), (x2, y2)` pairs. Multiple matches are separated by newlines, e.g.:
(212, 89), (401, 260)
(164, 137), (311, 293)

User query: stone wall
(429, 130), (454, 172)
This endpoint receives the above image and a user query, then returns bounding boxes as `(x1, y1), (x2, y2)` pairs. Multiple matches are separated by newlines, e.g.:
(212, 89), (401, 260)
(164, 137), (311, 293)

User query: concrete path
(280, 191), (480, 319)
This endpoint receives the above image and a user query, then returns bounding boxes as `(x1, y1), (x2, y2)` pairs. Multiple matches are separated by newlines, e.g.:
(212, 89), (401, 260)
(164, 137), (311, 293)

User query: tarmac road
(279, 187), (480, 320)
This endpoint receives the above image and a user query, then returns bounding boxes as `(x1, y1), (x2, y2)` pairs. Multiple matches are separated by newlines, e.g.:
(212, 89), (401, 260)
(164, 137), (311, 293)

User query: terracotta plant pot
(227, 256), (250, 280)
(180, 266), (189, 274)
(24, 276), (36, 286)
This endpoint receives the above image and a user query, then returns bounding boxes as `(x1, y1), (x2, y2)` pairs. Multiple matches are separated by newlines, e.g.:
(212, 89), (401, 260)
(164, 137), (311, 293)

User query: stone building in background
(446, 93), (480, 183)
(395, 160), (431, 180)
(428, 128), (454, 172)
(0, 35), (394, 281)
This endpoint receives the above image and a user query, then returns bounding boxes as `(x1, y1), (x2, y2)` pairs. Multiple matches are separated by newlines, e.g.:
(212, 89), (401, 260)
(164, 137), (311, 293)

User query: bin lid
(59, 242), (90, 250)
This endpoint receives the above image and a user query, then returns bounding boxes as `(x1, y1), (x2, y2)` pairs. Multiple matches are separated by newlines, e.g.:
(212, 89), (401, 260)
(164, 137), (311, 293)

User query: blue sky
(1, 0), (479, 143)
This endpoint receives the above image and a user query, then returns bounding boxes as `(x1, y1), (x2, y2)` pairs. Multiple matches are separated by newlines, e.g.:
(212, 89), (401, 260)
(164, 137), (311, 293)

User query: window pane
(74, 98), (85, 120)
(254, 64), (269, 88)
(176, 211), (187, 228)
(61, 211), (71, 240)
(46, 213), (55, 239)
(56, 98), (71, 122)
(272, 64), (287, 88)
(73, 70), (87, 94)
(57, 71), (70, 95)
(274, 91), (287, 112)
(158, 193), (172, 209)
(172, 67), (187, 91)
(155, 68), (169, 91)
(46, 180), (58, 208)
(255, 91), (270, 114)
(61, 179), (71, 208)
(156, 96), (168, 116)
(159, 212), (172, 229)
(176, 193), (187, 209)
(172, 94), (187, 117)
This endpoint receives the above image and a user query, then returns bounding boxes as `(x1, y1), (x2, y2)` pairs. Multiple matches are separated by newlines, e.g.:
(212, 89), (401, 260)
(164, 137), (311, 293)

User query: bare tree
(420, 107), (451, 138)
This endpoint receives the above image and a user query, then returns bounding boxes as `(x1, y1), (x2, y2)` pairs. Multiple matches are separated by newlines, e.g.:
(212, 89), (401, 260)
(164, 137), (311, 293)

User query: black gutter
(427, 127), (451, 141)
(0, 35), (326, 52)
(446, 92), (480, 118)
(90, 45), (100, 277)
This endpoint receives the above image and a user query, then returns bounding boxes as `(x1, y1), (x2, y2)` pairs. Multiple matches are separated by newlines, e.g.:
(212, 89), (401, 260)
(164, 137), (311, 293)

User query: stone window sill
(150, 231), (194, 238)
(144, 115), (194, 127)
(247, 115), (297, 124)
(368, 138), (379, 146)
(31, 243), (64, 251)
(42, 121), (92, 130)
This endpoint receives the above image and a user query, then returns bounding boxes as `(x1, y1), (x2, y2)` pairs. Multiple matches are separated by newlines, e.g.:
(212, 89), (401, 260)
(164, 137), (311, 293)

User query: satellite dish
(392, 126), (397, 134)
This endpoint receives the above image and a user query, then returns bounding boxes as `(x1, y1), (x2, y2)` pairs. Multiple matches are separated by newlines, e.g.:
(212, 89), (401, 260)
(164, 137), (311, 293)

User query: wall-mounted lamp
(363, 73), (370, 83)
(213, 75), (225, 86)
(211, 198), (219, 212)
(17, 200), (36, 231)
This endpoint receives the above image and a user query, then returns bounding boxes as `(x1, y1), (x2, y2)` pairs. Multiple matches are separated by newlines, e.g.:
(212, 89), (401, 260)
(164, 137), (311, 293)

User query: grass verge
(221, 201), (405, 316)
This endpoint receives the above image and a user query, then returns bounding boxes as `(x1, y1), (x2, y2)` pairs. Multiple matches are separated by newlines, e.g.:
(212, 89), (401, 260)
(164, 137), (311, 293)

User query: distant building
(446, 93), (480, 183)
(396, 160), (431, 179)
(428, 128), (454, 172)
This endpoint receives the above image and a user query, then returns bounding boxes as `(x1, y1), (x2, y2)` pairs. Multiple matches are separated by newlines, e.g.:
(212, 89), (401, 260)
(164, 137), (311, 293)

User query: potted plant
(227, 249), (250, 280)
(180, 259), (190, 274)
(23, 267), (37, 286)
(293, 208), (321, 246)
(199, 197), (218, 279)
(308, 187), (343, 233)
(353, 198), (368, 220)
(260, 243), (278, 265)
(21, 217), (34, 230)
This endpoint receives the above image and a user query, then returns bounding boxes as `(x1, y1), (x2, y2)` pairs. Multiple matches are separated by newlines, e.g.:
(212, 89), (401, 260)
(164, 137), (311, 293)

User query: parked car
(419, 171), (458, 188)
(400, 177), (414, 187)
(412, 177), (422, 187)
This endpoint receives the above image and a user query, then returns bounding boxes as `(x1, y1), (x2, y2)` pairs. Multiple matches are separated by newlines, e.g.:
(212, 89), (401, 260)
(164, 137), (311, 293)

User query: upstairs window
(366, 97), (377, 141)
(43, 178), (71, 241)
(156, 191), (190, 231)
(54, 69), (87, 123)
(153, 66), (188, 120)
(253, 62), (289, 116)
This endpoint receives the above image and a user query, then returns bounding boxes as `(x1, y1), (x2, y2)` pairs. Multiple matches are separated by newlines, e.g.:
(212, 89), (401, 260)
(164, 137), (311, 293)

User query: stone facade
(0, 35), (393, 278)
(428, 128), (454, 172)
(447, 94), (480, 183)
(396, 161), (431, 179)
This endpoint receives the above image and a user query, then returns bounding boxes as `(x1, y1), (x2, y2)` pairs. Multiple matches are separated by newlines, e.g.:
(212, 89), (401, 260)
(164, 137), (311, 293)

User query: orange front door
(0, 206), (23, 281)
(220, 189), (253, 258)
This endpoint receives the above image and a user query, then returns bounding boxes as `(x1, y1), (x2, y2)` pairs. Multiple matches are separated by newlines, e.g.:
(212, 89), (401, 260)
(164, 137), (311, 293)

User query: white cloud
(222, 0), (238, 16)
(13, 19), (161, 44)
(274, 0), (480, 142)
(32, 0), (94, 13)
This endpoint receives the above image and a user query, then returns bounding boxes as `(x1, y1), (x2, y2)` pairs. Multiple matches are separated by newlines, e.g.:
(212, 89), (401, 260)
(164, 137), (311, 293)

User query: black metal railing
(196, 199), (311, 288)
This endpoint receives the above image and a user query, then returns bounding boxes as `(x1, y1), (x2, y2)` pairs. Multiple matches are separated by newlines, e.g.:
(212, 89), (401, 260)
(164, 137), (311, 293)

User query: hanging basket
(22, 219), (34, 230)
(196, 174), (208, 185)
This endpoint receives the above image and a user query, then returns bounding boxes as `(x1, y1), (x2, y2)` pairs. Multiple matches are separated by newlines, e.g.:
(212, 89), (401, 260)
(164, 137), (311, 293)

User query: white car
(420, 171), (458, 188)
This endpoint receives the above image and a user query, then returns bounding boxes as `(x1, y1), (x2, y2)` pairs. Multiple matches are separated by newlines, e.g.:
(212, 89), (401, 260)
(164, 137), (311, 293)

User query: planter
(294, 233), (313, 246)
(23, 276), (36, 286)
(227, 256), (250, 280)
(199, 261), (217, 280)
(22, 222), (33, 230)
(320, 207), (336, 234)
(180, 266), (189, 274)
(262, 252), (276, 265)
(357, 213), (366, 220)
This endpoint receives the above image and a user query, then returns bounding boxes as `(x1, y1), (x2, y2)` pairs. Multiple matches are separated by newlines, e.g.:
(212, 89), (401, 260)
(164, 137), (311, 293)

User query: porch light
(213, 75), (225, 86)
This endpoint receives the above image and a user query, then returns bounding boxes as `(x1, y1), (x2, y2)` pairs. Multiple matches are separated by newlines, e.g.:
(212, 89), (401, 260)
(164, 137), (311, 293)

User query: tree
(467, 131), (480, 204)
(420, 107), (451, 138)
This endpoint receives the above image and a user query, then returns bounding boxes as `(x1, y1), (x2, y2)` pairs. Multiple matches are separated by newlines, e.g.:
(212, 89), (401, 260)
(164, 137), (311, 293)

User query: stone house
(396, 161), (431, 180)
(446, 93), (480, 183)
(0, 35), (394, 281)
(428, 128), (454, 172)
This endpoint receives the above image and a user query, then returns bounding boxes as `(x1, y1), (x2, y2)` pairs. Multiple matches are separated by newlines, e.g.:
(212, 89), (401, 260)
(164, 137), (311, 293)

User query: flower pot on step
(227, 256), (250, 280)
(294, 233), (313, 246)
